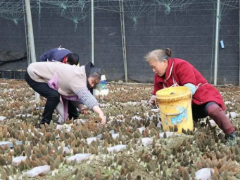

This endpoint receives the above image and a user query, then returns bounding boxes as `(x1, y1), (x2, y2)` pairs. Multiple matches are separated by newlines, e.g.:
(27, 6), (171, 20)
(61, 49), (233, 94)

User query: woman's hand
(92, 105), (106, 125)
(99, 114), (106, 125)
(149, 95), (156, 106)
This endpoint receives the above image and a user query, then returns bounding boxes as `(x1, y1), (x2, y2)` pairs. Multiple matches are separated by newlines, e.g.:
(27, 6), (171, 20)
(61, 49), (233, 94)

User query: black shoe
(225, 132), (237, 146)
(35, 123), (45, 129)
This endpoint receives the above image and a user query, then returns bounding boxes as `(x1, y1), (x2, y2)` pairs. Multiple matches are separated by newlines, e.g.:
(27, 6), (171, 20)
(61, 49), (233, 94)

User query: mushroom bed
(0, 79), (240, 180)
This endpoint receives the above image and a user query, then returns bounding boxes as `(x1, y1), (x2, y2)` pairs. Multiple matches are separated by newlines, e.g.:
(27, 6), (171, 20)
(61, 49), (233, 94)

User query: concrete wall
(0, 1), (239, 84)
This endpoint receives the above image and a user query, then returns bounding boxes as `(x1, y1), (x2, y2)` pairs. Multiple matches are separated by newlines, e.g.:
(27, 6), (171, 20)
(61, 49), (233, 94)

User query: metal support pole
(119, 0), (128, 82)
(25, 0), (40, 102)
(239, 1), (240, 86)
(91, 0), (94, 64)
(25, 0), (36, 64)
(213, 0), (221, 85)
(22, 0), (30, 65)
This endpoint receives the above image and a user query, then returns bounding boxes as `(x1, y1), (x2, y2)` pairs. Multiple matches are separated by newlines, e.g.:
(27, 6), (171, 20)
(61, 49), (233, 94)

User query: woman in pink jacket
(25, 62), (106, 127)
(146, 48), (236, 146)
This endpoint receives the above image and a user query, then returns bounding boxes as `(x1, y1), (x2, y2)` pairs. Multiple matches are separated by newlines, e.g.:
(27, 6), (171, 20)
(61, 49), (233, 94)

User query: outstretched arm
(76, 88), (106, 125)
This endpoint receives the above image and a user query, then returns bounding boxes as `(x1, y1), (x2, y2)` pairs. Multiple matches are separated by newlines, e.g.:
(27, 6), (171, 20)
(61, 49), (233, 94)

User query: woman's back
(27, 62), (87, 96)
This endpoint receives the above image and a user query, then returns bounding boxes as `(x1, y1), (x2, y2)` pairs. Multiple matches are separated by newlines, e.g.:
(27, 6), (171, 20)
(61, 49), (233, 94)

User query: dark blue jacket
(39, 48), (72, 62)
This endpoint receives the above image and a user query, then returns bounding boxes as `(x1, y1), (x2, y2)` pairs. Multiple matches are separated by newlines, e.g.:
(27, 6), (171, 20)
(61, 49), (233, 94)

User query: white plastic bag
(137, 127), (145, 134)
(112, 133), (119, 139)
(159, 132), (179, 138)
(56, 102), (65, 124)
(12, 156), (27, 166)
(0, 116), (7, 121)
(195, 168), (214, 180)
(66, 154), (92, 163)
(23, 165), (50, 177)
(140, 138), (153, 146)
(87, 137), (97, 144)
(107, 145), (126, 152)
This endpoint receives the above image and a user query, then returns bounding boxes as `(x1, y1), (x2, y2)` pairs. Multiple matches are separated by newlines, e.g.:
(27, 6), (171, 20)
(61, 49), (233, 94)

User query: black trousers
(25, 72), (78, 124)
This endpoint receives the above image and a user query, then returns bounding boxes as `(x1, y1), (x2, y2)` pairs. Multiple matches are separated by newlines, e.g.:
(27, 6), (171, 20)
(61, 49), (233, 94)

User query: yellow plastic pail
(156, 86), (193, 133)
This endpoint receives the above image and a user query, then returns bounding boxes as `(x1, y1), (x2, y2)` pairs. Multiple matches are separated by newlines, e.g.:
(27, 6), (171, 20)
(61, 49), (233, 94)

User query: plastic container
(100, 80), (107, 90)
(156, 86), (193, 133)
(93, 75), (109, 96)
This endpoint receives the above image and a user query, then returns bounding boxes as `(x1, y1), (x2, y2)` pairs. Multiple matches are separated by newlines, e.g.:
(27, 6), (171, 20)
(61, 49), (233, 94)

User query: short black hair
(66, 53), (79, 65)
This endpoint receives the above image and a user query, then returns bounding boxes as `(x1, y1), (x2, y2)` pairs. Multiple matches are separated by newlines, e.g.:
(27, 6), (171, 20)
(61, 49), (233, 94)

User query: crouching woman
(146, 48), (236, 146)
(25, 61), (106, 126)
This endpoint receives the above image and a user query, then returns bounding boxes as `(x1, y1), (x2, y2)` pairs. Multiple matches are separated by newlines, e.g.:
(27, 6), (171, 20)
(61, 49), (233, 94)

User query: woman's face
(148, 58), (168, 77)
(88, 76), (100, 88)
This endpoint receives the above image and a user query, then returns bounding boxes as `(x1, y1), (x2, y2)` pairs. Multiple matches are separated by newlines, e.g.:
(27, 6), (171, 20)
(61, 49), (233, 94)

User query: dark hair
(66, 53), (79, 65)
(84, 62), (101, 93)
(89, 67), (101, 80)
(145, 48), (172, 62)
(165, 48), (172, 57)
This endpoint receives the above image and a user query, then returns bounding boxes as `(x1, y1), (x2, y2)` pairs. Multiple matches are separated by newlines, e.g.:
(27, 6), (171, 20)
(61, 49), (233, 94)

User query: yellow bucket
(156, 86), (193, 133)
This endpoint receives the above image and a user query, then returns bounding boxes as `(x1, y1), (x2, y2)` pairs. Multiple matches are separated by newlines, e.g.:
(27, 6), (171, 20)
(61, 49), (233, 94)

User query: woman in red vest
(146, 48), (236, 146)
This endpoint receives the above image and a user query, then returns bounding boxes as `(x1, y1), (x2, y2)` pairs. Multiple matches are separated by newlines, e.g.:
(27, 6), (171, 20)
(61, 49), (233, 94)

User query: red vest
(152, 58), (225, 110)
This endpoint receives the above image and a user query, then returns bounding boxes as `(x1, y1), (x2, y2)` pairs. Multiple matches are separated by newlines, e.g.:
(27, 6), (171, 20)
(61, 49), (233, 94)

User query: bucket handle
(155, 99), (190, 116)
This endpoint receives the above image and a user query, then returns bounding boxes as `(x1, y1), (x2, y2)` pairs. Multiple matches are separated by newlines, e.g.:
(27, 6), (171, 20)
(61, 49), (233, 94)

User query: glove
(149, 95), (156, 106)
(80, 109), (89, 115)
